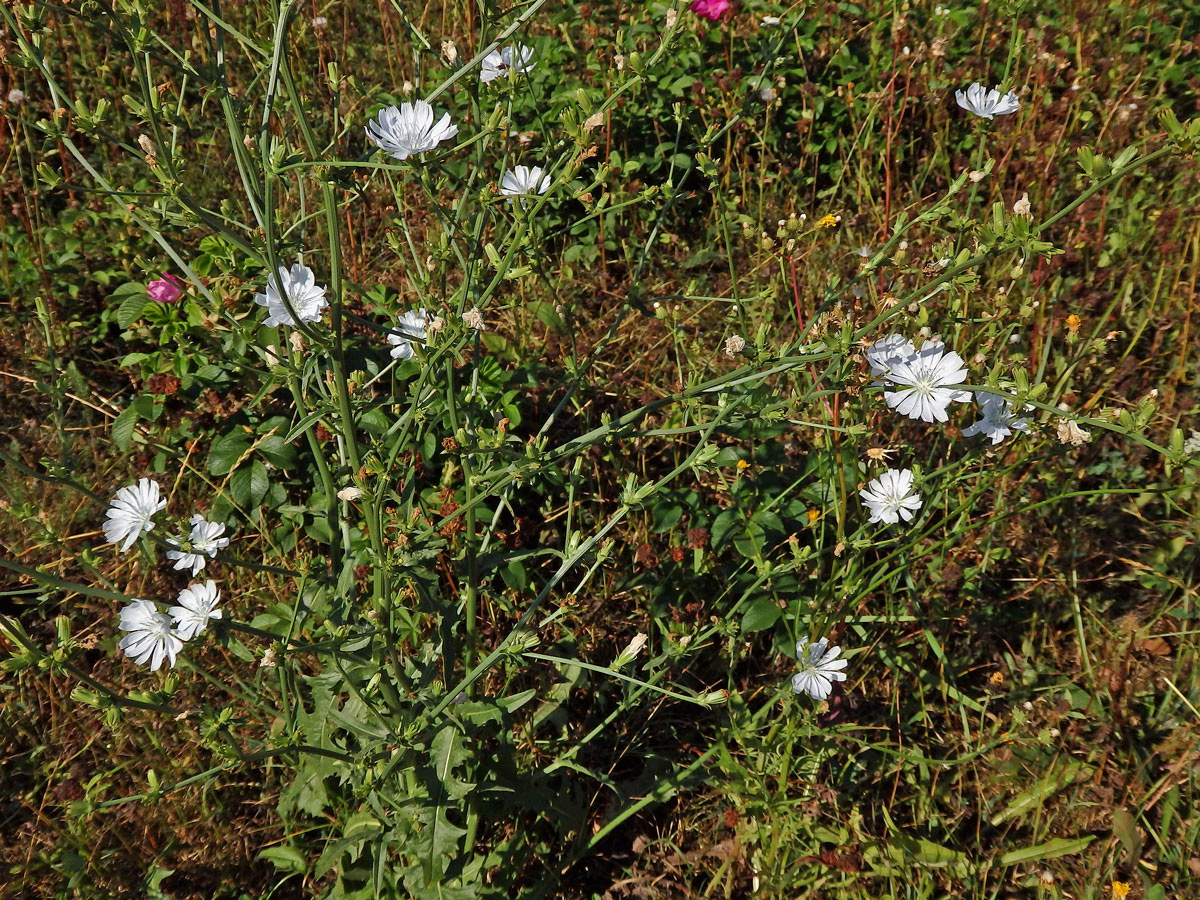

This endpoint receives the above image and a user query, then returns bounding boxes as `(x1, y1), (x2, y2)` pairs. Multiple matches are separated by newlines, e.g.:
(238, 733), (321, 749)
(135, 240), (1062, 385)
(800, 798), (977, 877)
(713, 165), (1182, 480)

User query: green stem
(281, 42), (389, 607)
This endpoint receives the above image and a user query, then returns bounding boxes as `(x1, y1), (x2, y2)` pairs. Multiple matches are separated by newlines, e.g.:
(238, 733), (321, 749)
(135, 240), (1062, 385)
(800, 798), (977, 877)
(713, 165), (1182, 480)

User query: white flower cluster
(955, 82), (1021, 120)
(235, 69), (1040, 709)
(102, 479), (230, 670)
(388, 308), (429, 360)
(791, 329), (1037, 698)
(791, 638), (848, 700)
(856, 334), (1037, 533)
(868, 334), (971, 424)
(859, 467), (922, 525)
(1182, 430), (1200, 456)
(117, 582), (222, 670)
(254, 262), (329, 328)
(167, 513), (231, 575)
(500, 165), (551, 204)
(253, 43), (553, 357)
(479, 43), (535, 84)
(365, 100), (459, 161)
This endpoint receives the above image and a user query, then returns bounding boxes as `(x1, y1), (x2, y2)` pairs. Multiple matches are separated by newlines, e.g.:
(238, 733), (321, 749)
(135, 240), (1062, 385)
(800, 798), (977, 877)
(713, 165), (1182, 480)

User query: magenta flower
(689, 0), (731, 20)
(147, 273), (183, 303)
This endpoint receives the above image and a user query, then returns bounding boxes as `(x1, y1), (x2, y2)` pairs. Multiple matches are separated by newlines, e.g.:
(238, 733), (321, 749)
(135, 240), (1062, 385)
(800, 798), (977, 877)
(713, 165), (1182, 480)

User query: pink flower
(689, 0), (731, 20)
(147, 273), (183, 303)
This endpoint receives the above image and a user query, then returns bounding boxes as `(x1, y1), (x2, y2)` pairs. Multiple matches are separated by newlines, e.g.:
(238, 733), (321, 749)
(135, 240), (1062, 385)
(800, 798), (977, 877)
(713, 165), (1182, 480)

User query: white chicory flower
(480, 43), (535, 83)
(791, 637), (848, 700)
(865, 333), (917, 378)
(118, 599), (183, 671)
(166, 514), (230, 576)
(254, 262), (328, 327)
(388, 308), (428, 360)
(860, 467), (923, 525)
(955, 82), (1021, 119)
(961, 392), (1031, 445)
(499, 165), (551, 202)
(880, 341), (972, 423)
(365, 100), (458, 161)
(103, 478), (166, 551)
(170, 580), (223, 641)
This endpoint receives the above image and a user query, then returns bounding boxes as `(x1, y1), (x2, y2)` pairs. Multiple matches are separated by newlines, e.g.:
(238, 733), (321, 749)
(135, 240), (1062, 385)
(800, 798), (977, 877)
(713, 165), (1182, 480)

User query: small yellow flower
(736, 459), (750, 471)
(806, 508), (820, 523)
(1066, 313), (1081, 332)
(1110, 882), (1131, 900)
(817, 213), (838, 229)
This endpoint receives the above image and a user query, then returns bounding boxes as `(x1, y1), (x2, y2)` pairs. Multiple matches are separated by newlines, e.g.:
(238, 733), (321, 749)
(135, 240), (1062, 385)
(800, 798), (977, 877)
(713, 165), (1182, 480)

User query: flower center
(909, 361), (940, 395)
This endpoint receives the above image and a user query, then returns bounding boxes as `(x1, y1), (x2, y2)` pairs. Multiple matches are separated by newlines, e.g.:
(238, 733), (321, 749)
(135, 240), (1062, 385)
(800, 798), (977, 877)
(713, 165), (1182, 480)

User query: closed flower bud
(614, 632), (648, 668)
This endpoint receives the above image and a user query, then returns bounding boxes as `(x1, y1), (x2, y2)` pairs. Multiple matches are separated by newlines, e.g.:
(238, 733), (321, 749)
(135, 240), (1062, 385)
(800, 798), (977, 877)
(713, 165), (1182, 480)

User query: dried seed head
(1056, 419), (1092, 446)
(462, 307), (485, 330)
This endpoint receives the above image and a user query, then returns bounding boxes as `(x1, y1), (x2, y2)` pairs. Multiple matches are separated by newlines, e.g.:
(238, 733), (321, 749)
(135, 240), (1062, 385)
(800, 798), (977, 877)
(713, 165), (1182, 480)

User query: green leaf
(108, 282), (147, 301)
(888, 834), (967, 868)
(741, 596), (781, 633)
(500, 559), (528, 591)
(256, 433), (297, 469)
(497, 688), (536, 713)
(257, 845), (308, 875)
(1111, 807), (1141, 863)
(410, 725), (474, 887)
(360, 407), (390, 435)
(732, 527), (763, 560)
(285, 406), (333, 444)
(207, 430), (250, 476)
(651, 504), (683, 534)
(144, 864), (177, 900)
(230, 461), (269, 509)
(114, 284), (150, 329)
(991, 760), (1092, 825)
(109, 396), (159, 450)
(250, 460), (270, 506)
(997, 835), (1096, 866)
(710, 507), (742, 549)
(314, 812), (382, 878)
(230, 466), (251, 507)
(111, 404), (139, 451)
(530, 300), (563, 329)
